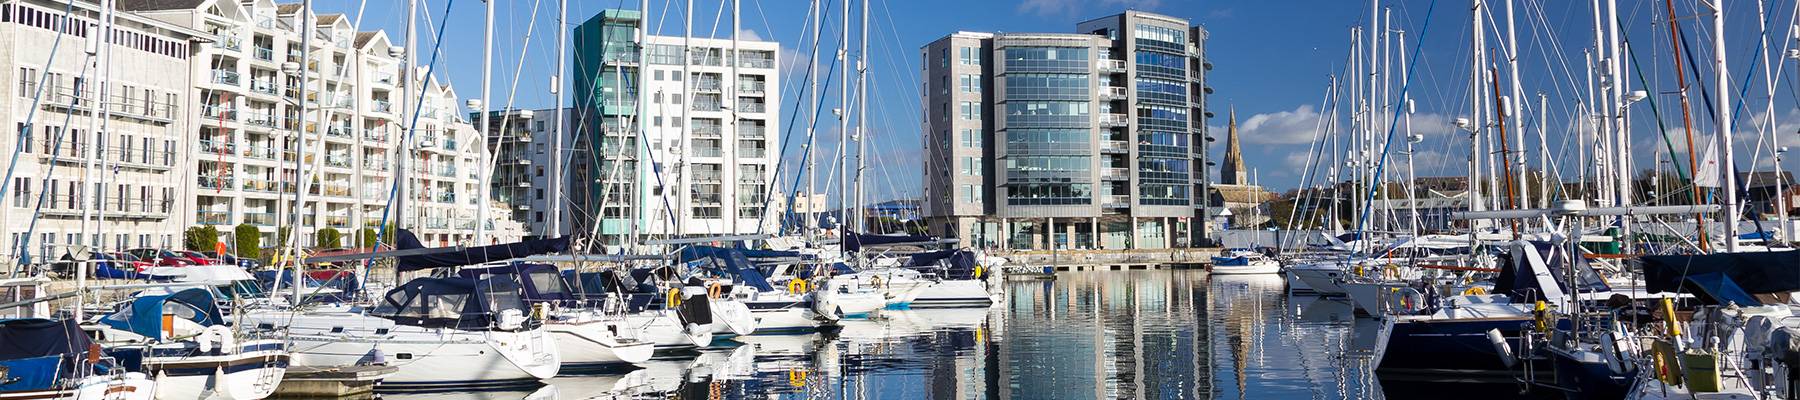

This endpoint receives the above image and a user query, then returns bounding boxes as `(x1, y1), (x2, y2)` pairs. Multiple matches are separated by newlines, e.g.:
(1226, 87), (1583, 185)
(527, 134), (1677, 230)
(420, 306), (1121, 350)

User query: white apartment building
(479, 107), (575, 239)
(2, 0), (199, 262)
(122, 0), (522, 249)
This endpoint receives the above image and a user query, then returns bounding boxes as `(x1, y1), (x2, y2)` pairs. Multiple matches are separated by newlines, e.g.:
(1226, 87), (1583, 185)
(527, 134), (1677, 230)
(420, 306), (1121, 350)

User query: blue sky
(301, 0), (1800, 201)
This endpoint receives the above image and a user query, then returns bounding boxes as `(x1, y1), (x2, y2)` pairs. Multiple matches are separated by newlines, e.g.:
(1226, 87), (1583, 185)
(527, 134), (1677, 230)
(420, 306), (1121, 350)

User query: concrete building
(3, 0), (200, 261)
(572, 9), (780, 252)
(920, 11), (1212, 250)
(122, 0), (522, 248)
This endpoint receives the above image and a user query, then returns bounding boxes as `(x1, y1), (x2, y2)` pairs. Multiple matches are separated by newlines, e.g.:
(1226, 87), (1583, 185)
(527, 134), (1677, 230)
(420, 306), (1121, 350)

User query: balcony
(695, 81), (723, 92)
(243, 212), (276, 226)
(693, 171), (723, 182)
(250, 80), (277, 95)
(692, 102), (723, 112)
(1102, 167), (1130, 180)
(693, 147), (723, 158)
(363, 159), (391, 171)
(245, 113), (277, 128)
(325, 216), (351, 228)
(1103, 195), (1131, 206)
(326, 126), (352, 139)
(374, 72), (396, 86)
(212, 35), (242, 51)
(693, 124), (722, 137)
(211, 70), (241, 86)
(737, 125), (764, 138)
(254, 46), (274, 61)
(739, 57), (775, 69)
(741, 148), (766, 159)
(739, 102), (766, 113)
(201, 105), (237, 120)
(241, 178), (277, 192)
(197, 176), (236, 190)
(737, 83), (765, 94)
(1101, 140), (1129, 153)
(196, 210), (232, 225)
(325, 155), (351, 168)
(241, 145), (275, 160)
(1100, 113), (1129, 127)
(1099, 59), (1127, 73)
(198, 139), (236, 154)
(1101, 86), (1128, 100)
(372, 100), (392, 113)
(322, 185), (351, 197)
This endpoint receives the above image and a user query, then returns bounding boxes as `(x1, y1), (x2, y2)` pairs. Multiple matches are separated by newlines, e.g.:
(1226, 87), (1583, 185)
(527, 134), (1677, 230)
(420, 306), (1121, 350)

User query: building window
(958, 47), (981, 65)
(958, 74), (980, 93)
(958, 101), (980, 120)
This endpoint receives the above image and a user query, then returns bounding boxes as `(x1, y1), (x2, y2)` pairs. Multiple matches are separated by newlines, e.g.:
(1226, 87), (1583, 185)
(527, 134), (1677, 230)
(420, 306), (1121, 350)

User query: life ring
(787, 279), (809, 294)
(707, 282), (724, 299)
(973, 265), (984, 279)
(667, 288), (683, 307)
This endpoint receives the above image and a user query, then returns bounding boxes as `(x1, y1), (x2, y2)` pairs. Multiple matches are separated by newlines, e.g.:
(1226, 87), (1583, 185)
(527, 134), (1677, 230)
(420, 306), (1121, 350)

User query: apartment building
(920, 11), (1213, 250)
(1, 0), (198, 261)
(572, 9), (780, 251)
(122, 0), (521, 248)
(477, 108), (576, 239)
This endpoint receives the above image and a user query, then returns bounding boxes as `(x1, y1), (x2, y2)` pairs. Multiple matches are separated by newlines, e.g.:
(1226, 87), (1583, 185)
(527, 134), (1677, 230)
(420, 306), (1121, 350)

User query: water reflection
(377, 270), (1545, 399)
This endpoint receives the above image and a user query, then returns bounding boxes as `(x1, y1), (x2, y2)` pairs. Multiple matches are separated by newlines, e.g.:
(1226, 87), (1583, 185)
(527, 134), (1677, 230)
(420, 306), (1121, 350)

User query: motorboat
(1209, 249), (1282, 275)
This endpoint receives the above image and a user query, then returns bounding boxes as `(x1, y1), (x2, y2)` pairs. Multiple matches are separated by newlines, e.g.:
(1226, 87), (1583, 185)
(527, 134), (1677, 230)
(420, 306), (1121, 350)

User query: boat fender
(685, 323), (704, 336)
(788, 279), (809, 294)
(1660, 298), (1682, 338)
(531, 302), (547, 320)
(668, 288), (684, 307)
(973, 265), (984, 279)
(707, 282), (723, 299)
(788, 369), (808, 387)
(1769, 327), (1800, 366)
(1599, 332), (1624, 375)
(1533, 301), (1551, 332)
(1460, 286), (1487, 296)
(1486, 329), (1517, 368)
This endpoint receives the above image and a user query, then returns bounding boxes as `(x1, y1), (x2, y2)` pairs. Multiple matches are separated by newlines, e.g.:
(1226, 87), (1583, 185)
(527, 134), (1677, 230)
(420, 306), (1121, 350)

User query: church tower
(1220, 107), (1247, 185)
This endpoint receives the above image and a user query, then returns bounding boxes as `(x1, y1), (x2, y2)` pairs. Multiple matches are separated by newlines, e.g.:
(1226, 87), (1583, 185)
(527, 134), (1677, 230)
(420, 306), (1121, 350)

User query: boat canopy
(372, 276), (527, 329)
(99, 288), (225, 341)
(907, 249), (979, 280)
(0, 318), (100, 390)
(1493, 241), (1610, 302)
(458, 264), (575, 304)
(843, 233), (938, 252)
(1640, 251), (1800, 304)
(394, 229), (570, 272)
(679, 246), (775, 292)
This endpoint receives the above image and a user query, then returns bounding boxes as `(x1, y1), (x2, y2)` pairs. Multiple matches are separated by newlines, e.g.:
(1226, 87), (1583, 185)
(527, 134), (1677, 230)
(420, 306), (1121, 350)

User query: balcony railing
(1100, 113), (1129, 126)
(241, 178), (277, 192)
(372, 100), (392, 113)
(325, 155), (351, 168)
(739, 103), (766, 113)
(737, 83), (765, 94)
(244, 212), (275, 226)
(201, 105), (237, 120)
(326, 126), (352, 138)
(692, 102), (723, 112)
(737, 125), (764, 138)
(693, 124), (722, 137)
(740, 148), (766, 158)
(1103, 167), (1130, 180)
(325, 216), (351, 228)
(1099, 59), (1127, 73)
(211, 70), (240, 86)
(196, 210), (232, 225)
(739, 57), (775, 69)
(363, 159), (391, 171)
(197, 176), (236, 190)
(242, 145), (275, 160)
(693, 147), (722, 158)
(1101, 140), (1129, 152)
(1101, 86), (1128, 99)
(254, 46), (274, 61)
(695, 81), (723, 92)
(198, 139), (236, 154)
(250, 80), (277, 95)
(212, 35), (242, 51)
(693, 171), (723, 182)
(245, 113), (277, 128)
(1104, 195), (1131, 205)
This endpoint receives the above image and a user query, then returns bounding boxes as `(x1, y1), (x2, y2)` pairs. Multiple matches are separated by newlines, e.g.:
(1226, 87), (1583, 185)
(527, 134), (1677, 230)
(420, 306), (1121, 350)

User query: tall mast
(550, 0), (567, 237)
(1469, 0), (1485, 222)
(854, 0), (868, 234)
(399, 0), (415, 233)
(1661, 0), (1709, 252)
(1607, 0), (1632, 248)
(678, 0), (692, 238)
(474, 0), (494, 243)
(633, 0), (649, 251)
(1504, 0), (1530, 214)
(838, 0), (850, 235)
(291, 0), (313, 306)
(806, 0), (822, 241)
(730, 0), (740, 235)
(1757, 0), (1788, 242)
(1713, 0), (1738, 251)
(78, 0), (119, 322)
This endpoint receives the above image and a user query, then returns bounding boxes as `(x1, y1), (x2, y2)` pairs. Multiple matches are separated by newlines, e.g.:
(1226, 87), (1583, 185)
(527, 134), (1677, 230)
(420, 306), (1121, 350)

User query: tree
(359, 227), (380, 248)
(234, 224), (261, 259)
(316, 227), (342, 249)
(183, 226), (219, 251)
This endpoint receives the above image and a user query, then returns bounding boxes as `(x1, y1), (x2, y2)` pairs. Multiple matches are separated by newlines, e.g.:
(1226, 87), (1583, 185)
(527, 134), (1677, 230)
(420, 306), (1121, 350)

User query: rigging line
(764, 0), (840, 234)
(1352, 0), (1440, 257)
(486, 0), (546, 188)
(21, 61), (93, 263)
(1619, 20), (1685, 182)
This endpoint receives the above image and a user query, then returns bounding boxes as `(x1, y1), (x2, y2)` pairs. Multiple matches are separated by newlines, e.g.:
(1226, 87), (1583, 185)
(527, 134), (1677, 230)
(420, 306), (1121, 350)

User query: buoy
(1487, 329), (1518, 368)
(788, 369), (808, 387)
(788, 279), (809, 294)
(707, 282), (723, 299)
(667, 287), (683, 307)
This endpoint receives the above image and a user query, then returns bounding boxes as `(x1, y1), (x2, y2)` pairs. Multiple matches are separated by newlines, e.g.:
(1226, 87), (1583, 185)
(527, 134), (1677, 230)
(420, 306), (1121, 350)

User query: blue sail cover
(1640, 251), (1800, 301)
(678, 246), (775, 291)
(907, 249), (979, 280)
(0, 318), (98, 392)
(394, 229), (570, 272)
(99, 288), (225, 341)
(1681, 272), (1761, 306)
(843, 233), (936, 252)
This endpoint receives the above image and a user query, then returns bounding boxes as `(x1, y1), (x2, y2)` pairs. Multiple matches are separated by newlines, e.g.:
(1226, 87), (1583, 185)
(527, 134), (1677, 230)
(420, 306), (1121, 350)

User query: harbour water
(378, 270), (1537, 399)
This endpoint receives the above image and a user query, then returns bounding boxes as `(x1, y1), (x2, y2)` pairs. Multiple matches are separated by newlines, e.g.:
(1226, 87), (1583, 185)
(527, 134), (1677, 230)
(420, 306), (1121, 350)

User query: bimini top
(1640, 250), (1800, 305)
(99, 288), (225, 341)
(907, 249), (979, 280)
(371, 276), (527, 330)
(394, 229), (570, 272)
(679, 246), (775, 292)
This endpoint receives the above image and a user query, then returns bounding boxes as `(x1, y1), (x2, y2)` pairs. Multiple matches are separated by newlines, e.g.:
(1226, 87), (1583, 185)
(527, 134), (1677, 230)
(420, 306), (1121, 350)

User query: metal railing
(211, 70), (240, 86)
(254, 46), (274, 61)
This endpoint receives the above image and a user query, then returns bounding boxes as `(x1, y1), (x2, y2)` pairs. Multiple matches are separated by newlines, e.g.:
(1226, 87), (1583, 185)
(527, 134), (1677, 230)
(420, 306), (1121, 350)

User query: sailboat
(94, 289), (289, 399)
(0, 318), (156, 400)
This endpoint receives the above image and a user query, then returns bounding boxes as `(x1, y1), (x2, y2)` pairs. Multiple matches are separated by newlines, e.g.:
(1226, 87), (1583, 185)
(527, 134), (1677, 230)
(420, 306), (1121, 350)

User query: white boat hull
(707, 299), (758, 336)
(545, 320), (654, 367)
(243, 311), (559, 389)
(1290, 265), (1350, 296)
(625, 312), (713, 351)
(1209, 260), (1281, 275)
(141, 340), (288, 400)
(0, 373), (157, 400)
(909, 279), (995, 308)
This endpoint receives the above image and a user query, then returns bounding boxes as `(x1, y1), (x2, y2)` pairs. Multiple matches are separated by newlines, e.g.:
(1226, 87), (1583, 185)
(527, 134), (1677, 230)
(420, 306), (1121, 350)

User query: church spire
(1221, 106), (1247, 185)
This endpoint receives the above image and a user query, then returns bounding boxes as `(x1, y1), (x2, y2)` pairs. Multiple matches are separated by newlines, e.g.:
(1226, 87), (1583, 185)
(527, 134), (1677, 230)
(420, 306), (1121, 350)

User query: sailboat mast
(1607, 0), (1631, 248)
(855, 0), (868, 234)
(731, 0), (740, 236)
(399, 0), (415, 234)
(292, 0), (313, 306)
(838, 0), (850, 236)
(550, 0), (567, 238)
(1504, 0), (1529, 215)
(1661, 0), (1709, 252)
(678, 0), (692, 239)
(1713, 0), (1739, 252)
(1469, 0), (1485, 222)
(1756, 0), (1788, 242)
(474, 0), (494, 243)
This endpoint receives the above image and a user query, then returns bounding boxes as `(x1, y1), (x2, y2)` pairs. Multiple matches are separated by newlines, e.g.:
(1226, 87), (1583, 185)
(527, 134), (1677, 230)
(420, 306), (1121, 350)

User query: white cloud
(1213, 104), (1327, 145)
(736, 28), (763, 42)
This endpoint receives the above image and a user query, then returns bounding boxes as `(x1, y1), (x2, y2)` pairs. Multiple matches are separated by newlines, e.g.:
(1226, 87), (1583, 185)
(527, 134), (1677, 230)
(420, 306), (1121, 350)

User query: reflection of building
(920, 11), (1212, 251)
(572, 9), (780, 250)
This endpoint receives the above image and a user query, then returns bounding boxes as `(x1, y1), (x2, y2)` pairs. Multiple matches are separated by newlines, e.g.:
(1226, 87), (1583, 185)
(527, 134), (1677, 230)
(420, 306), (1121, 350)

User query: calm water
(384, 270), (1520, 400)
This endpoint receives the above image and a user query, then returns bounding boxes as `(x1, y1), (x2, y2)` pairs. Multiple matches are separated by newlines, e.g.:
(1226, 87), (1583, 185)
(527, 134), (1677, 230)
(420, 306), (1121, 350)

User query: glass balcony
(254, 46), (274, 61)
(196, 210), (232, 225)
(211, 70), (241, 86)
(242, 145), (275, 160)
(250, 80), (277, 95)
(212, 35), (242, 51)
(244, 212), (276, 226)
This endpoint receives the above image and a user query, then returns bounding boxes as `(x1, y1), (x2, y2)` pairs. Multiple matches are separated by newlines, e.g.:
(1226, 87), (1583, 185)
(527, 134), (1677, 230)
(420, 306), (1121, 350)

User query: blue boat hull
(1378, 316), (1537, 378)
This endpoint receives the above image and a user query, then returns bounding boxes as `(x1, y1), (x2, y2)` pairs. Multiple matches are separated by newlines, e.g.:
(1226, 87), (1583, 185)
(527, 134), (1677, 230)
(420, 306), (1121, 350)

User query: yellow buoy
(667, 287), (683, 307)
(788, 279), (809, 294)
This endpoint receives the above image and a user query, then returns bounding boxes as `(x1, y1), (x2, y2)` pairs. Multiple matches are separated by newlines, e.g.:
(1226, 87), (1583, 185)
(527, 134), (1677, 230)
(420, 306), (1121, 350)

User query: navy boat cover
(394, 229), (570, 271)
(1640, 251), (1800, 302)
(843, 233), (937, 252)
(907, 249), (978, 280)
(372, 276), (527, 329)
(1492, 241), (1610, 302)
(458, 264), (576, 304)
(679, 246), (776, 292)
(99, 288), (225, 341)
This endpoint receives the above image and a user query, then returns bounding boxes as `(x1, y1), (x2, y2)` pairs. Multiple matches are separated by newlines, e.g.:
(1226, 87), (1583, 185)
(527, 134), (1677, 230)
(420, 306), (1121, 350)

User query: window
(959, 101), (981, 120)
(958, 47), (982, 65)
(960, 129), (982, 148)
(18, 67), (37, 97)
(12, 178), (29, 207)
(958, 74), (981, 93)
(1133, 24), (1187, 46)
(16, 123), (30, 154)
(534, 212), (544, 222)
(654, 70), (664, 80)
(535, 188), (544, 200)
(939, 48), (948, 68)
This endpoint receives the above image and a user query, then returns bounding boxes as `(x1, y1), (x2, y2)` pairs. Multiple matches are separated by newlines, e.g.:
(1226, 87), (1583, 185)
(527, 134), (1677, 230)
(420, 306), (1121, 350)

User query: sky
(298, 0), (1800, 202)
